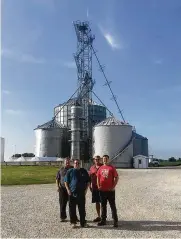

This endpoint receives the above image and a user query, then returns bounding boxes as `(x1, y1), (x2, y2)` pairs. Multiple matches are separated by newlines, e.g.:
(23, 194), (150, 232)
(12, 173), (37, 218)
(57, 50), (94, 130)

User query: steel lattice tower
(73, 21), (95, 160)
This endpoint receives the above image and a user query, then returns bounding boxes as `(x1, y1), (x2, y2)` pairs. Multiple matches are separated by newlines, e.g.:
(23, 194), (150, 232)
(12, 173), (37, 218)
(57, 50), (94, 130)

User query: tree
(12, 154), (21, 158)
(11, 153), (35, 158)
(168, 157), (176, 162)
(22, 153), (35, 157)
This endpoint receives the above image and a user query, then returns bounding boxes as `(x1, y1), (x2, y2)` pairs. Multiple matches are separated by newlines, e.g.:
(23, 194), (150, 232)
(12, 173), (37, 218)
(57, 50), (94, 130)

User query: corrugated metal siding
(142, 138), (149, 156)
(133, 134), (148, 157)
(35, 128), (69, 157)
(55, 103), (107, 129)
(111, 143), (133, 168)
(88, 105), (107, 126)
(93, 124), (132, 159)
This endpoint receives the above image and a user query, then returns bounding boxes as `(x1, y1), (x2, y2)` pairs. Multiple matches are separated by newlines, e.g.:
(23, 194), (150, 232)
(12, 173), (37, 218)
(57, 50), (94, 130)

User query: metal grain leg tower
(73, 21), (95, 160)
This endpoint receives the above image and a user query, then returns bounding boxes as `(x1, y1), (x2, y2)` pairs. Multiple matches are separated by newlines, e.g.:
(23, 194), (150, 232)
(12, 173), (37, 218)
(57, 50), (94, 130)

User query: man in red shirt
(89, 155), (103, 222)
(97, 155), (119, 227)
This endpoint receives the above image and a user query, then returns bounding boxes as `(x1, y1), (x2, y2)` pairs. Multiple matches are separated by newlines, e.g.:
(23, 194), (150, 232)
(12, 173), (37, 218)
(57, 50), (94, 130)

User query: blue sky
(1, 0), (181, 159)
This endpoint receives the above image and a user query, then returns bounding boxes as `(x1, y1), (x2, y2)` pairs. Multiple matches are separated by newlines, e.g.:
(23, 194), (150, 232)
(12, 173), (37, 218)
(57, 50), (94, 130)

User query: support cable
(90, 44), (125, 122)
(91, 91), (114, 117)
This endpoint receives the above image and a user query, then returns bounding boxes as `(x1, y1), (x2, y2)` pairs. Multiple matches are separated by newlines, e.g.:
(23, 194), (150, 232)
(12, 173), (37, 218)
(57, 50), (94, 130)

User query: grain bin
(132, 132), (149, 157)
(69, 104), (84, 160)
(34, 120), (69, 157)
(54, 98), (107, 129)
(93, 117), (132, 159)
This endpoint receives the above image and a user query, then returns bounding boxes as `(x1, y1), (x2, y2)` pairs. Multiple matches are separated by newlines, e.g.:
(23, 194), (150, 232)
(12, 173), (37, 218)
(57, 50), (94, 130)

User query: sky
(1, 0), (181, 160)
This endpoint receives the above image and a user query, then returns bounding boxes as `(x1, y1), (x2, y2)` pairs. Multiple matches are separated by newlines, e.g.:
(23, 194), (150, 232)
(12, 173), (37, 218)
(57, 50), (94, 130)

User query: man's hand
(57, 188), (60, 192)
(67, 189), (71, 196)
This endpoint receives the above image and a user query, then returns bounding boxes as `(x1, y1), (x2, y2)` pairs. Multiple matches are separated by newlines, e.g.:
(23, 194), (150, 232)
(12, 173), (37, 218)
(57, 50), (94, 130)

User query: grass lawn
(159, 161), (181, 166)
(1, 166), (60, 186)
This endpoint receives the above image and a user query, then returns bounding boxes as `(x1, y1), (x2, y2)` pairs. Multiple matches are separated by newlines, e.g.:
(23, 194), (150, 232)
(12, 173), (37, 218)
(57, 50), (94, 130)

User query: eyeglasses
(74, 162), (79, 165)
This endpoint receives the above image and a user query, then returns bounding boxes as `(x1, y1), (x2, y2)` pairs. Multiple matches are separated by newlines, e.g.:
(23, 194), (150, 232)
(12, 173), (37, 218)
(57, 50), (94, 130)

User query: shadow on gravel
(88, 220), (181, 231)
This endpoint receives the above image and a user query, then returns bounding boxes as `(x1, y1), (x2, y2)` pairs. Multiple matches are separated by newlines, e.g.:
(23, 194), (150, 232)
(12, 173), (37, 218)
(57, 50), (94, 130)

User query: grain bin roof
(34, 120), (66, 130)
(55, 98), (103, 108)
(95, 117), (130, 126)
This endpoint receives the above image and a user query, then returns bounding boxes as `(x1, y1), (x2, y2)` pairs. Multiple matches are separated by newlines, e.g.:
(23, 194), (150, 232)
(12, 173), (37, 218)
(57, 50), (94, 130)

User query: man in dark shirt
(64, 159), (90, 228)
(89, 155), (103, 222)
(56, 158), (76, 222)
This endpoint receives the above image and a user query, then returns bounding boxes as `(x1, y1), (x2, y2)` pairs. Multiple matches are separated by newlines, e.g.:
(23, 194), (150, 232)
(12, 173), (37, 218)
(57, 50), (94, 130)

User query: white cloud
(2, 90), (11, 95)
(98, 25), (123, 50)
(63, 61), (76, 69)
(1, 48), (46, 64)
(154, 59), (163, 65)
(87, 8), (89, 18)
(5, 109), (23, 115)
(2, 48), (78, 68)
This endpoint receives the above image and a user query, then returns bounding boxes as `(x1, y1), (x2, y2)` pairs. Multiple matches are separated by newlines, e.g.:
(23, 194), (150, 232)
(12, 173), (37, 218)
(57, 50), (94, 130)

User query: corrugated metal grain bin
(133, 132), (148, 157)
(34, 120), (69, 157)
(93, 117), (132, 159)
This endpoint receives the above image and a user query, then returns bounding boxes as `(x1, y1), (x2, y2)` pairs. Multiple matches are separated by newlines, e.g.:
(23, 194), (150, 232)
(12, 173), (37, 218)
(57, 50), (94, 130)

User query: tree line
(12, 153), (35, 158)
(11, 154), (181, 161)
(158, 157), (181, 162)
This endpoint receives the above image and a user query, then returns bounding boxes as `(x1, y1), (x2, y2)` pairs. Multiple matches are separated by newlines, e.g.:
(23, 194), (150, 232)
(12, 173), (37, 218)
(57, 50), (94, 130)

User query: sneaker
(93, 217), (101, 222)
(97, 221), (106, 226)
(113, 221), (118, 228)
(60, 218), (66, 222)
(81, 223), (89, 228)
(72, 224), (77, 229)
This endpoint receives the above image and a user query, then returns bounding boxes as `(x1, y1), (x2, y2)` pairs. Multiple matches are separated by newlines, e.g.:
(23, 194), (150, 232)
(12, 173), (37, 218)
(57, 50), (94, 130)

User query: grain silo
(34, 120), (69, 157)
(54, 99), (106, 129)
(132, 132), (149, 157)
(93, 117), (133, 167)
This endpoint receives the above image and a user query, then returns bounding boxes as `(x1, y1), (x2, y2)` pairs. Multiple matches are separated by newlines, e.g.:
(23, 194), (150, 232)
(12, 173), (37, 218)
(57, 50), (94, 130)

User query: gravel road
(1, 168), (181, 238)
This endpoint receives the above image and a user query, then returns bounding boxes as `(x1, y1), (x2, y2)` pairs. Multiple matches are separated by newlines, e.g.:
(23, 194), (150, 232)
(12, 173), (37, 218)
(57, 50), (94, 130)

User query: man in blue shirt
(56, 158), (79, 222)
(64, 159), (90, 228)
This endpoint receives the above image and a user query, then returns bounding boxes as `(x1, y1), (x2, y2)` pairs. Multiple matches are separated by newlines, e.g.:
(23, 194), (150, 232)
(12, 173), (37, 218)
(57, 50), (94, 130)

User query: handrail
(110, 137), (136, 163)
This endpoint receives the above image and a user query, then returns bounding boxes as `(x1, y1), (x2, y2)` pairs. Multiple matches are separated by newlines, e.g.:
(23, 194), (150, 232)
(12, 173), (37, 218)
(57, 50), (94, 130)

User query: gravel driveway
(1, 168), (181, 238)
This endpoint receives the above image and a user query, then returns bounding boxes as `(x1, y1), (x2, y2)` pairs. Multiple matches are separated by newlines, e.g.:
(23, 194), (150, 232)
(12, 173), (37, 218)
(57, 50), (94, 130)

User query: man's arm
(112, 168), (119, 189)
(56, 179), (60, 192)
(97, 170), (100, 189)
(113, 175), (119, 188)
(64, 182), (71, 195)
(85, 170), (91, 195)
(56, 171), (61, 192)
(64, 170), (71, 195)
(88, 168), (93, 191)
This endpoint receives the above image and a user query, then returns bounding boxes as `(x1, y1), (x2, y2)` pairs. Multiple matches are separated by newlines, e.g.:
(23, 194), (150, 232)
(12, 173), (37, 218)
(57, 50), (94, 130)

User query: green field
(149, 161), (181, 167)
(159, 161), (181, 166)
(2, 162), (181, 186)
(1, 166), (60, 186)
